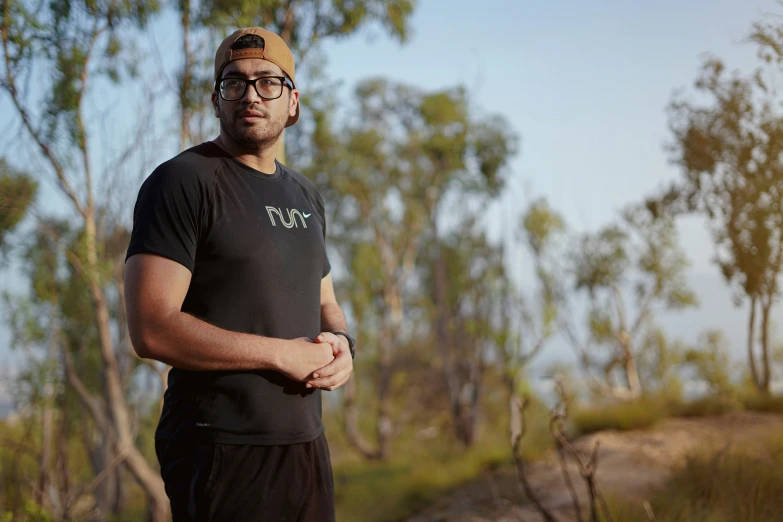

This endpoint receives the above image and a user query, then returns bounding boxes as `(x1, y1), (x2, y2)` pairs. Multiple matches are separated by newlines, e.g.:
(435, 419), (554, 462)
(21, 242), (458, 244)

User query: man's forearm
(321, 302), (348, 333)
(135, 311), (286, 371)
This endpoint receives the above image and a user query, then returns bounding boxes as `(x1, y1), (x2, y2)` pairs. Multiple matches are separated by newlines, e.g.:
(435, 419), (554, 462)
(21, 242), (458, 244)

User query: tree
(499, 198), (564, 418)
(299, 78), (517, 457)
(0, 1), (170, 519)
(176, 0), (416, 161)
(565, 207), (697, 399)
(422, 217), (510, 446)
(658, 55), (783, 394)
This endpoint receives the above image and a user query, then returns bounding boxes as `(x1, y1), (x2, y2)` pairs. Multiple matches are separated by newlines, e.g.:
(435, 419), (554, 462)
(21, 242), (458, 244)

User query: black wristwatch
(332, 331), (356, 359)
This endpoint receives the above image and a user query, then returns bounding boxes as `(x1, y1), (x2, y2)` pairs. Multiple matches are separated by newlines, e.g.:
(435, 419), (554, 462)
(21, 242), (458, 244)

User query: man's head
(212, 28), (299, 151)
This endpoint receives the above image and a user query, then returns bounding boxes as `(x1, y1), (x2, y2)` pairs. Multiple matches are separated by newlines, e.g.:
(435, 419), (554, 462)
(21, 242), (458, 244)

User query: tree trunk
(376, 328), (393, 461)
(57, 413), (72, 521)
(37, 315), (59, 509)
(82, 215), (170, 521)
(747, 297), (761, 391)
(432, 240), (466, 444)
(622, 343), (642, 399)
(112, 466), (127, 516)
(462, 356), (484, 447)
(179, 0), (193, 151)
(761, 298), (772, 394)
(342, 375), (378, 459)
(99, 431), (117, 518)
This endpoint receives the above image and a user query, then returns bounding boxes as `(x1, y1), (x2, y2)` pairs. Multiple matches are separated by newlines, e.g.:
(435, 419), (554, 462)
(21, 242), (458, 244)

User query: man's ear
(212, 92), (219, 118)
(289, 89), (299, 118)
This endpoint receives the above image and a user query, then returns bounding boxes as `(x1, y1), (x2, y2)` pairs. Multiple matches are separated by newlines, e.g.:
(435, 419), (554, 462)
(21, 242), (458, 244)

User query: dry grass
(603, 430), (783, 522)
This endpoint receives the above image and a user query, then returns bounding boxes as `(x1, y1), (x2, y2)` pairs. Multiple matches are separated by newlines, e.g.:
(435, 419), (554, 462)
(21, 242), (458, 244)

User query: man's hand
(277, 337), (335, 382)
(306, 332), (354, 391)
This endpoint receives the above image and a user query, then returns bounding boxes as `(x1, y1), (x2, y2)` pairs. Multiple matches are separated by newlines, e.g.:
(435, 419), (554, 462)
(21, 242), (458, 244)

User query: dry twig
(511, 396), (559, 522)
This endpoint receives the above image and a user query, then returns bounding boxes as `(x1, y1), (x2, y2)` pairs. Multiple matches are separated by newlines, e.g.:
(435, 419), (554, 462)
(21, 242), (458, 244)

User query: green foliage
(635, 328), (686, 395)
(521, 198), (565, 257)
(666, 56), (783, 305)
(502, 198), (566, 372)
(573, 225), (629, 294)
(566, 206), (696, 397)
(682, 330), (735, 395)
(200, 0), (415, 56)
(0, 160), (37, 252)
(1, 0), (159, 146)
(604, 432), (783, 522)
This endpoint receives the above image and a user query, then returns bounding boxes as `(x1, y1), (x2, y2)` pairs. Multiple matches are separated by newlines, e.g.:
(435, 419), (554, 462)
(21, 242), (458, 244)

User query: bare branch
(76, 22), (109, 218)
(550, 411), (615, 522)
(62, 342), (111, 433)
(511, 396), (559, 522)
(64, 441), (128, 514)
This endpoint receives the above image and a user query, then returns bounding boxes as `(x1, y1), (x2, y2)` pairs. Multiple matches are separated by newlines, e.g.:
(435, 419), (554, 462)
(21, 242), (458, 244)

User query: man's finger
(326, 374), (352, 391)
(315, 332), (340, 349)
(311, 350), (350, 379)
(307, 366), (352, 389)
(314, 332), (349, 356)
(308, 366), (350, 388)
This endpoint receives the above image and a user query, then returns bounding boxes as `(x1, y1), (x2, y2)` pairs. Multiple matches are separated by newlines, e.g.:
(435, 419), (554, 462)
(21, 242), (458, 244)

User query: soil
(405, 411), (783, 522)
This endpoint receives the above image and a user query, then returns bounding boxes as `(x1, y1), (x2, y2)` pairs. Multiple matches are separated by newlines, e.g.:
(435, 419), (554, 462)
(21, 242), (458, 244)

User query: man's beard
(219, 103), (287, 151)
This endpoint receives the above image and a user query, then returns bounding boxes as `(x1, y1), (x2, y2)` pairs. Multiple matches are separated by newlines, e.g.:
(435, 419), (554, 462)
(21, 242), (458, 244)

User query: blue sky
(1, 0), (782, 394)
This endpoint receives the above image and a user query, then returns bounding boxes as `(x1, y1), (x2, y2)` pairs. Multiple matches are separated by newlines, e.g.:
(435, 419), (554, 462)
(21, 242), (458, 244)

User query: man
(124, 27), (354, 521)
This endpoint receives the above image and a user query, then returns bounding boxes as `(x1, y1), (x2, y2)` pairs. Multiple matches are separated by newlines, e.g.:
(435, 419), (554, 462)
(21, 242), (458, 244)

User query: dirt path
(406, 411), (783, 522)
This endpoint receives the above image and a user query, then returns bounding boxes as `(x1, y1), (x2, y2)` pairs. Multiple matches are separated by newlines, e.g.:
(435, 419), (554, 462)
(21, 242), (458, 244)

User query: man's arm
(307, 273), (354, 390)
(124, 253), (333, 379)
(320, 273), (348, 333)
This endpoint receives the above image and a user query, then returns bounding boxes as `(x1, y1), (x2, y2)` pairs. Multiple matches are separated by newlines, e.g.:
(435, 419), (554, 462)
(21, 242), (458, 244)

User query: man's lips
(239, 111), (267, 121)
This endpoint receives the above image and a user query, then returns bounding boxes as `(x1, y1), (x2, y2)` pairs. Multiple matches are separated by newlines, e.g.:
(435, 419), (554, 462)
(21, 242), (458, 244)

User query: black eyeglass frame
(215, 76), (294, 101)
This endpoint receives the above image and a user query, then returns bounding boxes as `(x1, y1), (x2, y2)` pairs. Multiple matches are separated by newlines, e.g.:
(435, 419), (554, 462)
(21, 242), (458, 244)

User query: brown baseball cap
(214, 27), (299, 127)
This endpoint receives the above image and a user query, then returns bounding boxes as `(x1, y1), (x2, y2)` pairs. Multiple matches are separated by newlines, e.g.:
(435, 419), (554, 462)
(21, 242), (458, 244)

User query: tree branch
(62, 342), (112, 434)
(511, 396), (559, 522)
(76, 22), (108, 219)
(550, 411), (614, 522)
(64, 440), (128, 515)
(0, 14), (86, 218)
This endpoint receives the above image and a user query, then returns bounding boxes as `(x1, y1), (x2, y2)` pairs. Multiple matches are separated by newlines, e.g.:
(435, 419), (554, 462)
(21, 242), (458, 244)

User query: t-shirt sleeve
(316, 190), (332, 278)
(125, 163), (209, 272)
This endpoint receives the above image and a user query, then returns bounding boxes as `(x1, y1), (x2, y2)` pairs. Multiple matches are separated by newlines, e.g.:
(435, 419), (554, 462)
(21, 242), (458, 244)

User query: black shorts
(155, 433), (335, 522)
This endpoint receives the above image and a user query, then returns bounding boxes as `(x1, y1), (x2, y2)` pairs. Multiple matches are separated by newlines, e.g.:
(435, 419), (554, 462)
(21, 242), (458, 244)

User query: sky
(2, 0), (783, 406)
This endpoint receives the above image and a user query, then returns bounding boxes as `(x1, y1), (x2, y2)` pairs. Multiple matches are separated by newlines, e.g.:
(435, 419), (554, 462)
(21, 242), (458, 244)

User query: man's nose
(241, 81), (262, 103)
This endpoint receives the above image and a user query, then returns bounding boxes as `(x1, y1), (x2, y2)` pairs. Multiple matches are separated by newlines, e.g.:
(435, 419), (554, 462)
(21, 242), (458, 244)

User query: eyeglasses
(217, 76), (293, 101)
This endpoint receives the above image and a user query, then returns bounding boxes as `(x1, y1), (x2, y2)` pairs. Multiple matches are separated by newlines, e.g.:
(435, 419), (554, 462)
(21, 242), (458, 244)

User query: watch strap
(331, 331), (355, 359)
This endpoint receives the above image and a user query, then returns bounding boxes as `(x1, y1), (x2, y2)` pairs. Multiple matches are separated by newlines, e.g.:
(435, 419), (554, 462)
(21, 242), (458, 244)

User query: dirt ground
(405, 411), (783, 522)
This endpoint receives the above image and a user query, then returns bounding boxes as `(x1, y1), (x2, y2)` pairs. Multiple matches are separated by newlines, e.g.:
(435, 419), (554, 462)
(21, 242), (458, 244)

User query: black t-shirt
(126, 142), (331, 445)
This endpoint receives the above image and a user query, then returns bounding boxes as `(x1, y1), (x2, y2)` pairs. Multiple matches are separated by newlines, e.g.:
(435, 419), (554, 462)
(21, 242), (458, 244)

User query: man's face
(212, 58), (298, 150)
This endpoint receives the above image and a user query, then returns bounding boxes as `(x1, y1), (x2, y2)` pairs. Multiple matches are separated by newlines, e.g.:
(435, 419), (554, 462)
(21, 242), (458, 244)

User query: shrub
(570, 397), (667, 436)
(669, 394), (742, 418)
(741, 393), (783, 414)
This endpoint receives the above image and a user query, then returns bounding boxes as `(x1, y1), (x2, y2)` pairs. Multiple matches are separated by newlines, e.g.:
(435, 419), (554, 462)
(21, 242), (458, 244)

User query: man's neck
(213, 135), (280, 175)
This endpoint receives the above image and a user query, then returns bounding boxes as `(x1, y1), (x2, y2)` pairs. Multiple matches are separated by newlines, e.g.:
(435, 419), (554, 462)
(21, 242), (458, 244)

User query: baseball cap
(214, 27), (299, 128)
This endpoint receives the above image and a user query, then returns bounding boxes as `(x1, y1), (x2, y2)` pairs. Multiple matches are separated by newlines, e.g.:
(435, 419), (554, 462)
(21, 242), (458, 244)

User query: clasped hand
(305, 332), (353, 391)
